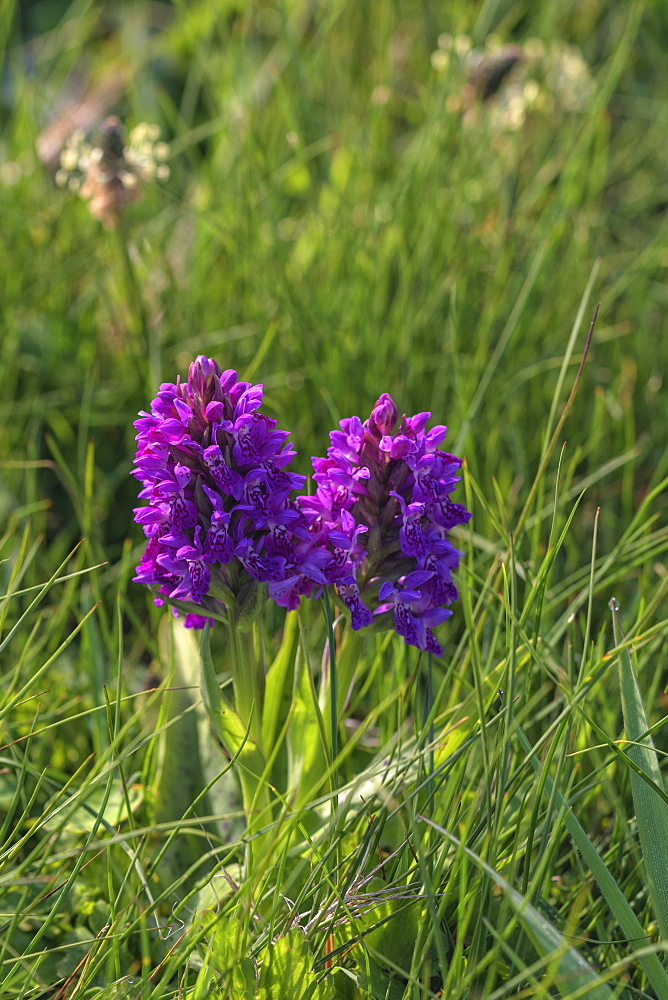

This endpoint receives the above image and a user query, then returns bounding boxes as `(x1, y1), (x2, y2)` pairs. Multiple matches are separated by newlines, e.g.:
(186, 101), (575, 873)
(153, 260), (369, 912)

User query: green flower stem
(199, 626), (272, 870)
(113, 222), (160, 393)
(227, 613), (265, 754)
(322, 589), (339, 771)
(331, 626), (365, 723)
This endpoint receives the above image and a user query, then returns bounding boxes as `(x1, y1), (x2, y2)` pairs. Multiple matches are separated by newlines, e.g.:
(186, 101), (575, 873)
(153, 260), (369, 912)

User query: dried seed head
(57, 116), (171, 227)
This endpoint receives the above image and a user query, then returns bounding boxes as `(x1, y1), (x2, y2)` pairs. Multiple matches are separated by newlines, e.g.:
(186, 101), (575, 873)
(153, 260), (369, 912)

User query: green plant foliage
(255, 931), (338, 999)
(1, 0), (667, 996)
(346, 878), (422, 1000)
(201, 925), (339, 999)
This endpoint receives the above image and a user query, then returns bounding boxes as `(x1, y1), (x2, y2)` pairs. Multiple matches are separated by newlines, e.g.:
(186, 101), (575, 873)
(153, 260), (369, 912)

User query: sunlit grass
(0, 0), (667, 996)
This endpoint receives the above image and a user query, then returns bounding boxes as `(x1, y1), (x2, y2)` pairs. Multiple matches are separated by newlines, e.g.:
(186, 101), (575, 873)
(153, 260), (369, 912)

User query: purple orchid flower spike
(301, 392), (471, 654)
(132, 356), (340, 626)
(132, 361), (469, 652)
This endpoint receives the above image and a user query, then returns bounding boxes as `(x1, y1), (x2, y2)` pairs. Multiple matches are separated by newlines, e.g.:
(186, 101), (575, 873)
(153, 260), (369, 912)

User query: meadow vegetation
(0, 0), (667, 997)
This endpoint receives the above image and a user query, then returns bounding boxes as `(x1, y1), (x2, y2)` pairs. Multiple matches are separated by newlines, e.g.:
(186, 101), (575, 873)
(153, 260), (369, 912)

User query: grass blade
(418, 816), (617, 999)
(515, 724), (668, 998)
(611, 597), (668, 943)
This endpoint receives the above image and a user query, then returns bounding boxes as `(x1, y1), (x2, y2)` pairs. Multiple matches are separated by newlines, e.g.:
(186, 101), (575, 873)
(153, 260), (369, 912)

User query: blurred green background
(1, 0), (666, 611)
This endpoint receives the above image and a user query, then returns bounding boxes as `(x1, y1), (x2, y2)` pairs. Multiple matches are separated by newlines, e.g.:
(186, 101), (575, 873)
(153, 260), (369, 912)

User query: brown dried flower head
(56, 116), (170, 228)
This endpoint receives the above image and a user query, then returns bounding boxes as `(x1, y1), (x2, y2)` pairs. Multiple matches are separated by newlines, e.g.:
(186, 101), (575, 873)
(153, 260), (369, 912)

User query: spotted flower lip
(301, 392), (471, 654)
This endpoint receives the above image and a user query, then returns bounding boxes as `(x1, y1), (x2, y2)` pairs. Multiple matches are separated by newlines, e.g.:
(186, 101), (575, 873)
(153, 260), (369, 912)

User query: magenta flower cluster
(132, 357), (470, 652)
(132, 357), (355, 627)
(299, 393), (471, 653)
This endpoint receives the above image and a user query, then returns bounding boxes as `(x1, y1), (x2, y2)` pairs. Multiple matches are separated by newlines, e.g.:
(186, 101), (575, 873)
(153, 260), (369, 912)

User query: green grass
(1, 0), (667, 996)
